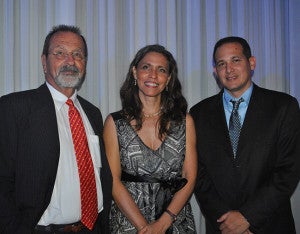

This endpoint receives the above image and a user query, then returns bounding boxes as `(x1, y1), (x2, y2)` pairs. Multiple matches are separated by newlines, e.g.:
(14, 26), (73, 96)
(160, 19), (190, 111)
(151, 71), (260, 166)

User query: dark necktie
(66, 99), (98, 230)
(229, 98), (244, 158)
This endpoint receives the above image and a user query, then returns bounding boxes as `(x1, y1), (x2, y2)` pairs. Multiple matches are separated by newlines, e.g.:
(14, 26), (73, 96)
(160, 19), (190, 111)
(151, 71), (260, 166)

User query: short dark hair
(213, 36), (252, 65)
(42, 25), (88, 59)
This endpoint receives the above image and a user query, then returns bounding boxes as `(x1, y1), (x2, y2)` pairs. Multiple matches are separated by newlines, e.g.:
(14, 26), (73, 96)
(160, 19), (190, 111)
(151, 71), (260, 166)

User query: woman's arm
(103, 115), (148, 231)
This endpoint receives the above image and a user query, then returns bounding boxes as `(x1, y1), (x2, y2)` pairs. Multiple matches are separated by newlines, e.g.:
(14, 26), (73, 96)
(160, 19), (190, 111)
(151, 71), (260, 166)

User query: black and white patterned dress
(110, 111), (196, 234)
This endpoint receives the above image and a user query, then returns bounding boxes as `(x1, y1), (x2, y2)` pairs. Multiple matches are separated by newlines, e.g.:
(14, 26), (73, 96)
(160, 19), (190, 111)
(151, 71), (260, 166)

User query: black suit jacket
(0, 84), (112, 234)
(190, 84), (300, 234)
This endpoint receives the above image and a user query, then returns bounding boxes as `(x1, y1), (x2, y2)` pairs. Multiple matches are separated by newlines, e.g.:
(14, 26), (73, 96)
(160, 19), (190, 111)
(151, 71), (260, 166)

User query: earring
(134, 79), (137, 86)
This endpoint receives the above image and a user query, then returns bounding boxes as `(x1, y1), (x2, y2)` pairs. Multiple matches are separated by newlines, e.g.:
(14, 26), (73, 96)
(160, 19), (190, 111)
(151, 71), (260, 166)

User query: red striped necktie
(66, 99), (98, 230)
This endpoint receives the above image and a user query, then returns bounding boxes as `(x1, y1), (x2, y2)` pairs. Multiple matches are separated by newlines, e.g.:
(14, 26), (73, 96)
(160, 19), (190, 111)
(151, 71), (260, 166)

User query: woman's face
(133, 52), (171, 100)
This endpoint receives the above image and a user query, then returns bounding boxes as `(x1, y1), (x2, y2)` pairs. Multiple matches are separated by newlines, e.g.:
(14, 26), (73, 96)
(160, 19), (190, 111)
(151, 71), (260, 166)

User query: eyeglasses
(50, 49), (86, 61)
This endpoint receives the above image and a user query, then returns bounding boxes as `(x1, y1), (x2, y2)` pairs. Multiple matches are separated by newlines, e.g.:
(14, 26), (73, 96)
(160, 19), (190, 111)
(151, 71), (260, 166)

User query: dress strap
(110, 110), (123, 121)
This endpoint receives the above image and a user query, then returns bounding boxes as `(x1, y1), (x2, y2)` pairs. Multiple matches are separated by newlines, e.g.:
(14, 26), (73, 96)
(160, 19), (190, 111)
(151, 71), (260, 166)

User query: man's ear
(249, 56), (256, 71)
(41, 54), (47, 74)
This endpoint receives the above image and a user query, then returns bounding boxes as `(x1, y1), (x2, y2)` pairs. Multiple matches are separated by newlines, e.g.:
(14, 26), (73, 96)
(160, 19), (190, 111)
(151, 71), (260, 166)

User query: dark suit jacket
(0, 84), (112, 234)
(190, 84), (300, 234)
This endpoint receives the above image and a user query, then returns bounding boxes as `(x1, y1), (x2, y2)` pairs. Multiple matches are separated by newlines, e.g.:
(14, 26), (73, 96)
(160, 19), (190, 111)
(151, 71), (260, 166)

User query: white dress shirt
(38, 82), (103, 225)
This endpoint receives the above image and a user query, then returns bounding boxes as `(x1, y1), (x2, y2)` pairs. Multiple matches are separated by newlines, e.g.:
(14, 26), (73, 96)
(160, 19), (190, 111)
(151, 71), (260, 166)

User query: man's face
(41, 31), (86, 97)
(214, 42), (256, 98)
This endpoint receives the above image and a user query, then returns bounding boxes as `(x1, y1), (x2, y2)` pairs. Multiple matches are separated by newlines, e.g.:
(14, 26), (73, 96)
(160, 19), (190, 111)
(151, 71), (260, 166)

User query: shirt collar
(46, 82), (78, 111)
(223, 82), (253, 108)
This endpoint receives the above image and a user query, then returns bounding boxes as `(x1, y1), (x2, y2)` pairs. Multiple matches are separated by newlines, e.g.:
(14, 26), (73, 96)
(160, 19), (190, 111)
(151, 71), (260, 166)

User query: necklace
(142, 110), (162, 118)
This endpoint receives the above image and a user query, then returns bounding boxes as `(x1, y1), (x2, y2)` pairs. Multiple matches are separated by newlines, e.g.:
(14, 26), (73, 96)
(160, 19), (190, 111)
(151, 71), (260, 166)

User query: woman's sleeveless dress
(110, 111), (196, 233)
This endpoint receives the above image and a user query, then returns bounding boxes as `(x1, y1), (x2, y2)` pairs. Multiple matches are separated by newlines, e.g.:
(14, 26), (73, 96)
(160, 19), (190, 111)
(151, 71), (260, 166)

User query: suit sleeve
(0, 95), (32, 233)
(239, 97), (300, 231)
(190, 106), (231, 231)
(194, 162), (231, 230)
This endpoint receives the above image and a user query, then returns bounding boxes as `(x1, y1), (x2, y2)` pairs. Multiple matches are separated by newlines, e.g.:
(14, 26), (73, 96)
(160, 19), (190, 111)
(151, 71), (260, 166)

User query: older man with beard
(0, 25), (112, 234)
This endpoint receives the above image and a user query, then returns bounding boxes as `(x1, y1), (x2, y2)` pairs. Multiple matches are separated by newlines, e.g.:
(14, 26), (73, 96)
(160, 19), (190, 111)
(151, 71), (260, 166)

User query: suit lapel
(209, 91), (234, 158)
(33, 84), (60, 162)
(78, 97), (102, 136)
(19, 84), (61, 211)
(77, 97), (107, 177)
(237, 85), (265, 159)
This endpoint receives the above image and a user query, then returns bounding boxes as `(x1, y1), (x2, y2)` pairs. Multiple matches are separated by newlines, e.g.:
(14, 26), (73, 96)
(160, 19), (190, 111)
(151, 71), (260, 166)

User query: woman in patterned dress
(103, 44), (197, 233)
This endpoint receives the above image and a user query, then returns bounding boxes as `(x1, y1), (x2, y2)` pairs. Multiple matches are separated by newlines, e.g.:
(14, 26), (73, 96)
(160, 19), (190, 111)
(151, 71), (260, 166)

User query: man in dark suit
(0, 25), (112, 233)
(190, 36), (300, 234)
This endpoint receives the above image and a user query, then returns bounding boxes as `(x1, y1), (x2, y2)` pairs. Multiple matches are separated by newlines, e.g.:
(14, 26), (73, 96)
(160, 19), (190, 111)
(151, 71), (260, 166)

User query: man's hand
(217, 210), (250, 234)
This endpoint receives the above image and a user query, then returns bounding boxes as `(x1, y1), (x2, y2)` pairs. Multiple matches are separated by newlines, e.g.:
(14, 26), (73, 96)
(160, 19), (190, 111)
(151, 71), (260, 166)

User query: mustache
(59, 65), (79, 74)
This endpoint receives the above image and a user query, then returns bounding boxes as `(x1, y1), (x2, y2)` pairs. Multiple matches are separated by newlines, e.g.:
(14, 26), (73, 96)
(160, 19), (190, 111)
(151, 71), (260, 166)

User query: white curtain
(1, 0), (299, 233)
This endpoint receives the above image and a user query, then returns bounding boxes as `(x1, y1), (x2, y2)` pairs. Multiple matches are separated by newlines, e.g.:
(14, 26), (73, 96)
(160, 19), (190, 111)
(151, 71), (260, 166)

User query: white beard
(54, 73), (84, 89)
(54, 65), (85, 89)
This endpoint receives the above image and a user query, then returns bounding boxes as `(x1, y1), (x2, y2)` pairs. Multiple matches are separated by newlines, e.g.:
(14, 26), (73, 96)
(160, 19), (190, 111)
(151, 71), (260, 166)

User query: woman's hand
(137, 225), (148, 234)
(140, 221), (167, 234)
(140, 211), (173, 234)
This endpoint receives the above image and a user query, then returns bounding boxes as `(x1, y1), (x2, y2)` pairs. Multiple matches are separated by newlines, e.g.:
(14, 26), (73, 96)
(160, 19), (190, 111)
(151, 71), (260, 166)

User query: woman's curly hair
(120, 44), (187, 139)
